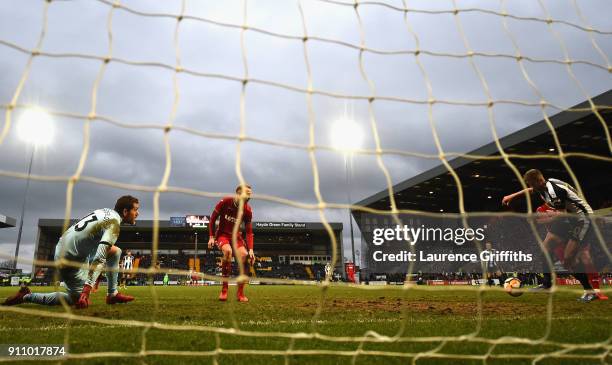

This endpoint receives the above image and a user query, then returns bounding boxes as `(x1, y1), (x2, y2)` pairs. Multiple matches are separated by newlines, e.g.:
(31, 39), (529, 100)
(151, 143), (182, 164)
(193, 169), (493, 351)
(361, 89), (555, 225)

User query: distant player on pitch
(325, 262), (333, 282)
(120, 249), (134, 289)
(208, 184), (255, 302)
(2, 196), (139, 308)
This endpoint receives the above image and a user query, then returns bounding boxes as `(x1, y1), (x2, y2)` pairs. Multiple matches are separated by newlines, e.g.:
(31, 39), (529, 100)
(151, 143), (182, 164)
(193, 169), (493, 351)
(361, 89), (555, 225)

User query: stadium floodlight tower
(330, 117), (363, 275)
(13, 107), (54, 269)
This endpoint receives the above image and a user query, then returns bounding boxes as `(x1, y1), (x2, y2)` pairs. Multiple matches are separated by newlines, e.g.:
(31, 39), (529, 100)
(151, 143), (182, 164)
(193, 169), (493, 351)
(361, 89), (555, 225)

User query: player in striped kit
(208, 184), (255, 302)
(483, 241), (506, 287)
(324, 263), (333, 282)
(535, 202), (607, 300)
(2, 196), (139, 308)
(120, 250), (134, 289)
(503, 169), (603, 302)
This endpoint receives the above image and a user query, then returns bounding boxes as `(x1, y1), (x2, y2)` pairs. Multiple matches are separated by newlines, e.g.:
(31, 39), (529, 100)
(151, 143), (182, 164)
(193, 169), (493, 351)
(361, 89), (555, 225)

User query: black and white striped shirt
(541, 178), (593, 216)
(122, 255), (134, 270)
(540, 178), (593, 240)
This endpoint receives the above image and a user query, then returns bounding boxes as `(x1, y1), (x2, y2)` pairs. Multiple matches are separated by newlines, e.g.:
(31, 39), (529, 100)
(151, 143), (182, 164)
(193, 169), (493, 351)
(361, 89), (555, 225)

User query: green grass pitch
(0, 285), (609, 365)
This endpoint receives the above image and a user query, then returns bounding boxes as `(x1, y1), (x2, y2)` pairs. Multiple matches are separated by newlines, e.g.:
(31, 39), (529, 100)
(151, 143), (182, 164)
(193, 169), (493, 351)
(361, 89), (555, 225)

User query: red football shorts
(216, 234), (246, 250)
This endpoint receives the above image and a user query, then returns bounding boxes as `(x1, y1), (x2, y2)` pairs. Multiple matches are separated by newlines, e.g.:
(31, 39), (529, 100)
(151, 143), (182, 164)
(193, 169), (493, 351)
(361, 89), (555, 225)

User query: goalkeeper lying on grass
(2, 196), (139, 308)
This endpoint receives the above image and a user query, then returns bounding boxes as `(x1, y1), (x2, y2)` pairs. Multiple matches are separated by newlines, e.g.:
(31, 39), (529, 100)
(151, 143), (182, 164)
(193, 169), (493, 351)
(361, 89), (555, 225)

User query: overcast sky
(0, 0), (610, 270)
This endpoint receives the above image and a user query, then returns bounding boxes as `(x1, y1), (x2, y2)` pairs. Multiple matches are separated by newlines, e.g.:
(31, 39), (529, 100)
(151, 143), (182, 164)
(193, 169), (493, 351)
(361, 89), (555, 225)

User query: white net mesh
(0, 0), (610, 363)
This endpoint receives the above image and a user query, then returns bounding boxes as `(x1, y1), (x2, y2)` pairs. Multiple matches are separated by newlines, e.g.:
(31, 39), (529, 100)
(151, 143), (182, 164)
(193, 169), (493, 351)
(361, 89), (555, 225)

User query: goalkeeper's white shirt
(57, 208), (121, 261)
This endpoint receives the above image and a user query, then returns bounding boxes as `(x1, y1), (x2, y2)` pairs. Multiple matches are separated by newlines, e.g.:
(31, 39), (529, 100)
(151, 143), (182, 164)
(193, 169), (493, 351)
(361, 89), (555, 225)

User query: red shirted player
(208, 184), (255, 302)
(536, 203), (565, 263)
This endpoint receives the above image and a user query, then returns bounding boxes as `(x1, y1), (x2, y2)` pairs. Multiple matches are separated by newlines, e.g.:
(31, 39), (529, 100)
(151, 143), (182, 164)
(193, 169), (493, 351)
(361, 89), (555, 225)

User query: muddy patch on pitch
(297, 298), (545, 317)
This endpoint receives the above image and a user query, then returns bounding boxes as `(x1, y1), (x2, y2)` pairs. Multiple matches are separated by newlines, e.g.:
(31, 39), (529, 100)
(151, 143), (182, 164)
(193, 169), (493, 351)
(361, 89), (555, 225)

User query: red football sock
(588, 273), (600, 290)
(553, 245), (565, 262)
(221, 261), (232, 289)
(583, 259), (600, 290)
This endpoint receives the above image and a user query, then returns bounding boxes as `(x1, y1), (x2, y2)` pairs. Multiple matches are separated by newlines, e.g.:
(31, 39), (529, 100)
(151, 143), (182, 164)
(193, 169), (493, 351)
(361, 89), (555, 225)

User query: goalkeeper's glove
(75, 284), (92, 309)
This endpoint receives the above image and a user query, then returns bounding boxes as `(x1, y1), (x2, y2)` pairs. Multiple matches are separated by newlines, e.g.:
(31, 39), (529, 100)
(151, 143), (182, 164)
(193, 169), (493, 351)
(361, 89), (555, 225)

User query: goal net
(0, 0), (610, 363)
